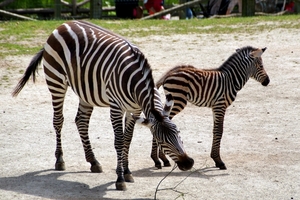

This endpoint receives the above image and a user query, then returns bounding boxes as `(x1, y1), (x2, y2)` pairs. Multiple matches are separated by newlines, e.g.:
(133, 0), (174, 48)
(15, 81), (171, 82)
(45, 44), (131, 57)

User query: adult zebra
(152, 46), (270, 170)
(12, 20), (194, 190)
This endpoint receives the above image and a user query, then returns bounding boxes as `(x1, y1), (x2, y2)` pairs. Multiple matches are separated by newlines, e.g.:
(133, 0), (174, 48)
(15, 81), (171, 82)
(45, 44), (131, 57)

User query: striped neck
(219, 48), (254, 92)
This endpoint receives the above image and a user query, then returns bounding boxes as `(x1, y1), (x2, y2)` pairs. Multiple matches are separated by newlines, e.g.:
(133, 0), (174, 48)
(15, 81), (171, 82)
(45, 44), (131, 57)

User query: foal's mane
(157, 46), (258, 89)
(217, 46), (255, 71)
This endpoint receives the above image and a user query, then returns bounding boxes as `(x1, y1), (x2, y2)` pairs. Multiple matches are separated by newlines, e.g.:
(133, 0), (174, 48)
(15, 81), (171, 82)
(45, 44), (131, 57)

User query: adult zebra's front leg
(75, 100), (102, 173)
(211, 105), (227, 170)
(122, 111), (141, 183)
(110, 105), (130, 190)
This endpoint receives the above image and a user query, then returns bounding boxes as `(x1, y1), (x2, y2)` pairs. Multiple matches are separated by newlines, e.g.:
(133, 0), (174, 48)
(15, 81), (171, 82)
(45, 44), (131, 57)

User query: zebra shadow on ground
(132, 166), (229, 180)
(0, 169), (151, 200)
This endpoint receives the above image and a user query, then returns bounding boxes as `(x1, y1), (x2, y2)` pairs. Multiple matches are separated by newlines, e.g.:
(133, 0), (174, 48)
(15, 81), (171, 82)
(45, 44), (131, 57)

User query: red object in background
(144, 0), (163, 13)
(285, 1), (295, 12)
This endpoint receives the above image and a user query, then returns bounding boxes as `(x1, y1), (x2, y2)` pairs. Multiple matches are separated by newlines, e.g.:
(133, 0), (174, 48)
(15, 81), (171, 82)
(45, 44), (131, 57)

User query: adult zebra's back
(12, 20), (194, 190)
(152, 46), (270, 170)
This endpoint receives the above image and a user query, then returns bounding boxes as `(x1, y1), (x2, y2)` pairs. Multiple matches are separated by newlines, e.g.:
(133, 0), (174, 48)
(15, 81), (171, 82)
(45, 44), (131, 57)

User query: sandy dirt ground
(0, 23), (299, 200)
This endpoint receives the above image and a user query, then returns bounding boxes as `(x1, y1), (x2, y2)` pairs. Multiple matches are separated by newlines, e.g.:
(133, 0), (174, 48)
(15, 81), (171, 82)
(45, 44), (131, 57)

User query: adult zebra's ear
(151, 109), (164, 122)
(250, 47), (267, 58)
(163, 93), (174, 117)
(131, 113), (153, 128)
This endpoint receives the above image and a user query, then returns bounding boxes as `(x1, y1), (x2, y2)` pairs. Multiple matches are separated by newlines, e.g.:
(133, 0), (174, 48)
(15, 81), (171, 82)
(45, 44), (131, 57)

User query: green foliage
(0, 15), (299, 58)
(1, 0), (53, 9)
(0, 0), (182, 9)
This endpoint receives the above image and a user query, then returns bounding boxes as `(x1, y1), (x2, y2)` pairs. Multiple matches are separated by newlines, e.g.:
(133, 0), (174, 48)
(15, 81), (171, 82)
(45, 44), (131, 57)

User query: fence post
(54, 0), (61, 19)
(90, 0), (102, 19)
(72, 0), (77, 16)
(179, 0), (186, 19)
(242, 0), (255, 16)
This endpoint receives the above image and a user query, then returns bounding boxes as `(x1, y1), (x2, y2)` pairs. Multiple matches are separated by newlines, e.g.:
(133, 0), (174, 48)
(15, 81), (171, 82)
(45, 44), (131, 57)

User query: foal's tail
(12, 48), (44, 97)
(156, 74), (166, 89)
(156, 65), (190, 89)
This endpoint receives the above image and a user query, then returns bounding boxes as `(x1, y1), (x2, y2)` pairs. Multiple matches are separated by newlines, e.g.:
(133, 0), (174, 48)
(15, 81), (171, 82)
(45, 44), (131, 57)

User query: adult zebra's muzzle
(262, 76), (270, 86)
(176, 154), (194, 171)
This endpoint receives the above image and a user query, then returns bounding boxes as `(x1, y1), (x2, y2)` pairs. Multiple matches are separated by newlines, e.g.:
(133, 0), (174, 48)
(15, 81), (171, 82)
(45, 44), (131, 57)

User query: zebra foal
(12, 20), (194, 190)
(152, 46), (270, 170)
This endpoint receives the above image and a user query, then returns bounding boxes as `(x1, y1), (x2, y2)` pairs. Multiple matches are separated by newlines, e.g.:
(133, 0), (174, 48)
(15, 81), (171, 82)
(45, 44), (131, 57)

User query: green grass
(0, 15), (299, 58)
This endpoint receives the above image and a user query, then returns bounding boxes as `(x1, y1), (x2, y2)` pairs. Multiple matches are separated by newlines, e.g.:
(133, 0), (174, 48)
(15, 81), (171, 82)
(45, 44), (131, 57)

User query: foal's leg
(150, 93), (187, 168)
(75, 100), (102, 173)
(150, 138), (171, 169)
(211, 105), (227, 170)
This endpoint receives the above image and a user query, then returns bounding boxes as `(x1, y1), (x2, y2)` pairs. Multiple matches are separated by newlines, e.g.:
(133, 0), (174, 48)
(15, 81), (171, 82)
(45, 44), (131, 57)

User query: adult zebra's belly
(70, 81), (111, 107)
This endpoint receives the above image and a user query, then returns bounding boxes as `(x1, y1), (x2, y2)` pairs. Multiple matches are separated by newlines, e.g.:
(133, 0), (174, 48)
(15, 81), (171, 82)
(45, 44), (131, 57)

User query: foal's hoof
(124, 173), (134, 182)
(55, 162), (66, 171)
(116, 182), (127, 191)
(90, 164), (103, 173)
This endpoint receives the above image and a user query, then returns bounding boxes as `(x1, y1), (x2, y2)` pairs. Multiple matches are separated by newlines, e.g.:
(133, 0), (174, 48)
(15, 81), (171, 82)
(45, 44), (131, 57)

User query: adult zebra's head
(132, 94), (194, 171)
(237, 46), (270, 86)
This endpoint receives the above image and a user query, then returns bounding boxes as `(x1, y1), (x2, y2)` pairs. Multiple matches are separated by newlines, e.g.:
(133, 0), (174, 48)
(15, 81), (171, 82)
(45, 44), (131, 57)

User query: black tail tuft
(12, 48), (44, 97)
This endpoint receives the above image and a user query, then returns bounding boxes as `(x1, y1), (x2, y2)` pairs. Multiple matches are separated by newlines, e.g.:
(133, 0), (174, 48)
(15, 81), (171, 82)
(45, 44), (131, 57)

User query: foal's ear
(250, 47), (267, 58)
(163, 93), (174, 117)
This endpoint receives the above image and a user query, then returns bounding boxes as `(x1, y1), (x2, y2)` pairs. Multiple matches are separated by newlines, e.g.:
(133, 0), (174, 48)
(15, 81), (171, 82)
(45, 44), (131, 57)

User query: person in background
(144, 0), (164, 15)
(226, 0), (242, 14)
(186, 7), (193, 19)
(208, 0), (222, 15)
(144, 0), (171, 19)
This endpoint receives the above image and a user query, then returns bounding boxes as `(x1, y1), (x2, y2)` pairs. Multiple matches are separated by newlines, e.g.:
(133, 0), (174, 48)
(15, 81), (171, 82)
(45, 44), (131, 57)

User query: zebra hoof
(155, 162), (162, 169)
(124, 173), (134, 182)
(90, 164), (103, 173)
(55, 162), (66, 171)
(115, 181), (127, 190)
(216, 163), (227, 170)
(163, 161), (171, 167)
(219, 165), (227, 170)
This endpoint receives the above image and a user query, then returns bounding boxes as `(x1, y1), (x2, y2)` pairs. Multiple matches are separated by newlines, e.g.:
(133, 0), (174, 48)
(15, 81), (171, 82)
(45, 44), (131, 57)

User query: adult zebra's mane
(136, 50), (157, 110)
(75, 20), (141, 55)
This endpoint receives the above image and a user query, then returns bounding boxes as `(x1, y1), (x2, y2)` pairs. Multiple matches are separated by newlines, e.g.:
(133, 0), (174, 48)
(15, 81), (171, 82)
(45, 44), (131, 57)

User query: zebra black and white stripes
(152, 46), (270, 169)
(12, 20), (194, 190)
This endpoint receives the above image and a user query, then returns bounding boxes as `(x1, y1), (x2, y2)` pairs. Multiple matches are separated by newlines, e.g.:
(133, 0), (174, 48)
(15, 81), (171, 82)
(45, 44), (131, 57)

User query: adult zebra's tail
(12, 48), (44, 97)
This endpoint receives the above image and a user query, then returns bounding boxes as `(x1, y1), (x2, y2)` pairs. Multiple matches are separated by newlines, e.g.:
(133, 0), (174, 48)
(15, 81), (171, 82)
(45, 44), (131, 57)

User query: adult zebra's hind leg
(75, 100), (102, 173)
(48, 82), (67, 171)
